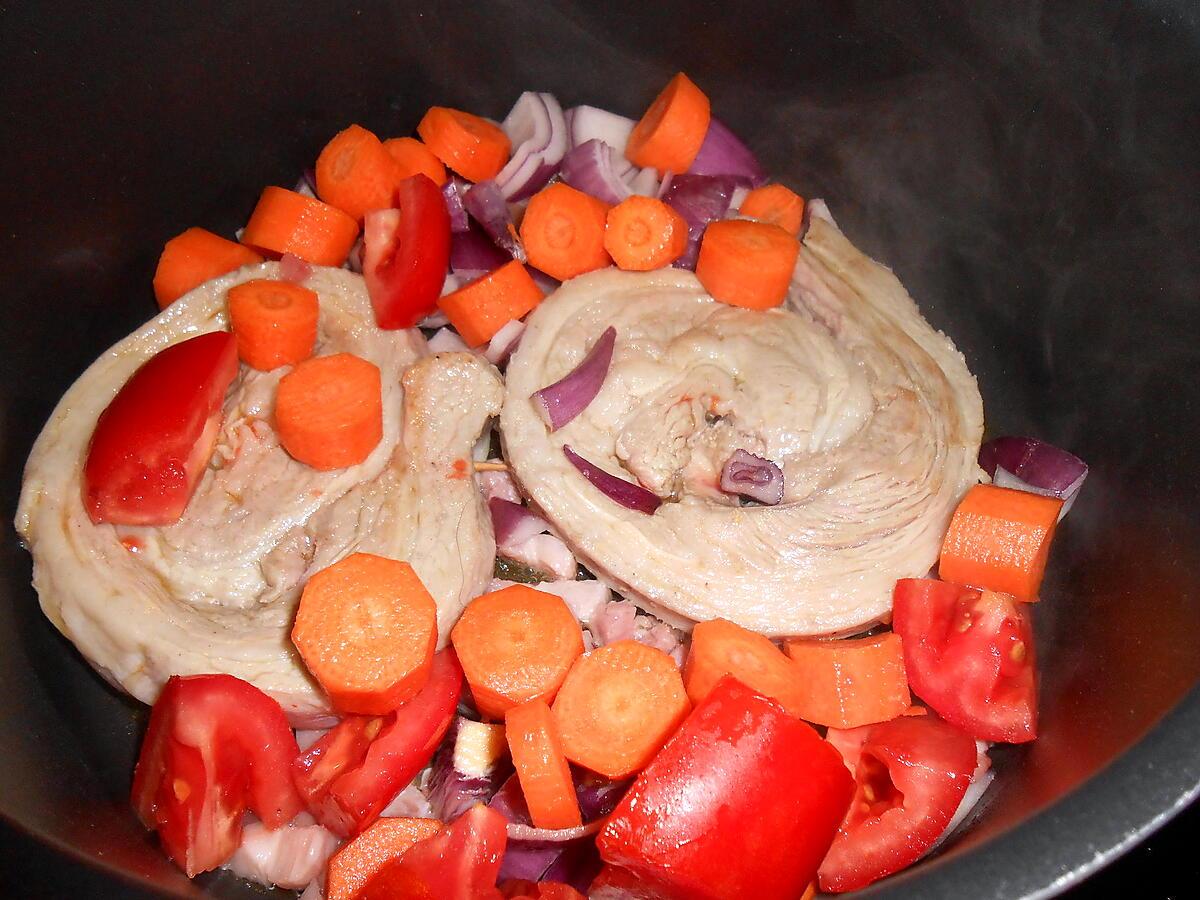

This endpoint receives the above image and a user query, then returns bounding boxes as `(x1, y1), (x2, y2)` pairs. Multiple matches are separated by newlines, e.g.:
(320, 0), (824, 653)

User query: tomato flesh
(597, 676), (854, 900)
(83, 330), (238, 525)
(297, 649), (463, 837)
(131, 674), (302, 876)
(817, 715), (978, 893)
(893, 578), (1038, 742)
(363, 173), (452, 329)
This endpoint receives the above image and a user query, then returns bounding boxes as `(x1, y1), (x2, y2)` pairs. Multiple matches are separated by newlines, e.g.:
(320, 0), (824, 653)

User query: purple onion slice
(489, 497), (548, 547)
(564, 445), (661, 515)
(464, 179), (526, 262)
(533, 326), (616, 431)
(450, 225), (510, 281)
(566, 105), (636, 154)
(442, 177), (471, 233)
(979, 436), (1088, 519)
(720, 450), (784, 505)
(661, 173), (752, 269)
(426, 717), (510, 822)
(495, 92), (568, 201)
(687, 117), (767, 186)
(559, 140), (633, 205)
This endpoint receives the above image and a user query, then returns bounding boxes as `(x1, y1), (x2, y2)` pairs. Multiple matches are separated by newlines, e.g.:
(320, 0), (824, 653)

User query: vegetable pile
(76, 70), (1089, 897)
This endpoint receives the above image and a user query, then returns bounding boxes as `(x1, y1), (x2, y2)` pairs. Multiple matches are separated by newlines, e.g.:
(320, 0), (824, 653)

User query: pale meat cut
(500, 215), (983, 636)
(16, 263), (500, 724)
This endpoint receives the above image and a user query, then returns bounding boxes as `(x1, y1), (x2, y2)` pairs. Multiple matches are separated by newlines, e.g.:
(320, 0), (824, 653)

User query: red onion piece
(687, 117), (767, 186)
(294, 169), (318, 199)
(450, 225), (510, 280)
(495, 92), (568, 201)
(464, 179), (526, 261)
(427, 717), (511, 823)
(720, 449), (784, 505)
(506, 819), (603, 846)
(279, 253), (312, 283)
(566, 105), (636, 154)
(529, 267), (560, 296)
(574, 772), (628, 822)
(661, 173), (752, 269)
(443, 177), (471, 233)
(564, 445), (661, 515)
(979, 436), (1088, 518)
(489, 497), (548, 547)
(559, 140), (634, 205)
(533, 326), (616, 430)
(483, 318), (525, 366)
(626, 165), (661, 197)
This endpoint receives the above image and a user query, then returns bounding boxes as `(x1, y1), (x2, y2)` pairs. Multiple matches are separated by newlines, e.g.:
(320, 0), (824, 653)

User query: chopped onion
(720, 449), (784, 505)
(443, 177), (471, 233)
(575, 772), (628, 822)
(529, 267), (560, 296)
(687, 117), (767, 185)
(294, 168), (318, 199)
(345, 236), (364, 274)
(279, 253), (312, 283)
(222, 817), (340, 891)
(626, 165), (661, 197)
(661, 173), (751, 268)
(495, 92), (568, 201)
(533, 326), (617, 430)
(979, 436), (1088, 519)
(507, 819), (603, 846)
(427, 327), (470, 353)
(929, 741), (993, 854)
(560, 140), (657, 205)
(566, 105), (636, 154)
(463, 179), (526, 262)
(564, 445), (661, 515)
(482, 319), (524, 366)
(427, 717), (510, 822)
(450, 226), (510, 280)
(489, 497), (549, 547)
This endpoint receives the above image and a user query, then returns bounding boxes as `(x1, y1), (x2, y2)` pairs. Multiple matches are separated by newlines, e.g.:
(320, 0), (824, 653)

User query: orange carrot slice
(242, 186), (360, 267)
(292, 552), (438, 716)
(226, 278), (319, 371)
(417, 107), (511, 183)
(519, 182), (611, 282)
(625, 73), (711, 173)
(739, 184), (806, 236)
(939, 484), (1063, 601)
(783, 633), (911, 729)
(316, 124), (402, 222)
(275, 352), (382, 470)
(603, 196), (689, 271)
(153, 227), (263, 309)
(450, 584), (584, 720)
(436, 260), (545, 347)
(683, 618), (806, 717)
(325, 816), (442, 900)
(552, 640), (690, 779)
(383, 137), (449, 187)
(505, 700), (582, 831)
(694, 218), (799, 310)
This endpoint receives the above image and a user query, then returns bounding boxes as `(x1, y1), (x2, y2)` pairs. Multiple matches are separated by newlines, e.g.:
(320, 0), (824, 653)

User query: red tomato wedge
(296, 649), (463, 837)
(817, 715), (978, 893)
(83, 330), (238, 525)
(893, 578), (1038, 742)
(363, 173), (452, 329)
(130, 674), (302, 877)
(598, 676), (854, 900)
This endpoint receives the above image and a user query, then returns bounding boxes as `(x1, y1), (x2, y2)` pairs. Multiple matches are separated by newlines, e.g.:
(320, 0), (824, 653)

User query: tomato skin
(893, 579), (1038, 742)
(130, 674), (302, 876)
(396, 805), (507, 900)
(83, 331), (238, 525)
(817, 715), (978, 893)
(363, 173), (452, 329)
(299, 649), (463, 837)
(597, 676), (854, 900)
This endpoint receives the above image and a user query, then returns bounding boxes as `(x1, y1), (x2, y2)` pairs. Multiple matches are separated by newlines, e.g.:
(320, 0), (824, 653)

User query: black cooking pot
(1, 2), (1197, 897)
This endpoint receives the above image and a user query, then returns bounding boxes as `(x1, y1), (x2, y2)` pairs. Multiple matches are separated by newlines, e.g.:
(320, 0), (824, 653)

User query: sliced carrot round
(325, 816), (442, 900)
(242, 186), (360, 267)
(451, 585), (584, 720)
(694, 218), (799, 310)
(275, 352), (382, 471)
(292, 552), (438, 716)
(153, 227), (264, 309)
(505, 700), (582, 831)
(784, 632), (911, 729)
(625, 72), (711, 173)
(227, 278), (319, 371)
(739, 183), (806, 236)
(551, 639), (690, 779)
(519, 183), (611, 282)
(436, 259), (544, 347)
(383, 137), (449, 187)
(603, 196), (688, 271)
(316, 124), (402, 222)
(683, 617), (806, 717)
(417, 107), (511, 183)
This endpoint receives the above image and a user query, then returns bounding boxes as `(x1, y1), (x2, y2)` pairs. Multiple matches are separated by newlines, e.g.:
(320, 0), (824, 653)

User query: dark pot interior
(1, 2), (1198, 897)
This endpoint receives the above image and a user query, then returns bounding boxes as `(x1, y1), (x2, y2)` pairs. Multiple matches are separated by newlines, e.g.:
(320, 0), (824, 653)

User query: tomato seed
(172, 778), (191, 802)
(1010, 640), (1027, 663)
